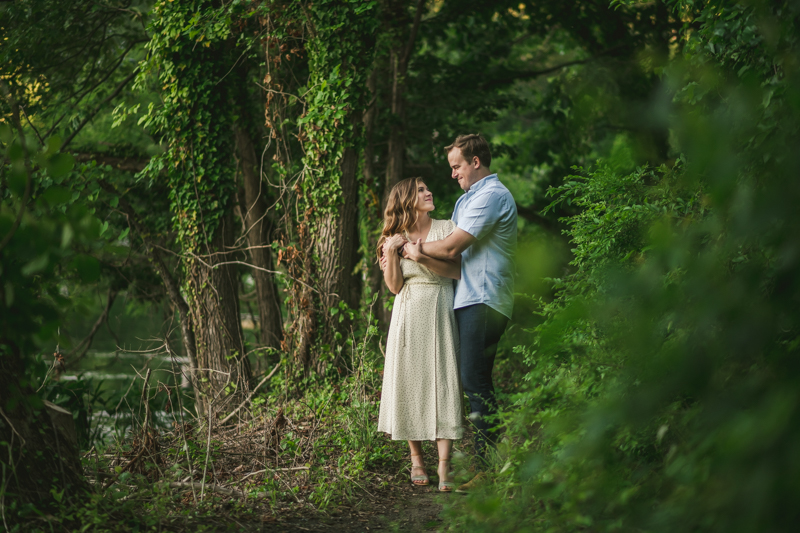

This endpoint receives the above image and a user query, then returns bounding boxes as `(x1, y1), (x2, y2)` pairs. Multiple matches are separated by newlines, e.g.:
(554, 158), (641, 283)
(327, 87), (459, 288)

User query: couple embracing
(376, 134), (517, 492)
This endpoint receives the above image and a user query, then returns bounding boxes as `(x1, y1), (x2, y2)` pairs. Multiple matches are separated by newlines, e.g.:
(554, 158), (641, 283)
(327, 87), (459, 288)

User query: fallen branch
(165, 482), (258, 499)
(239, 466), (310, 482)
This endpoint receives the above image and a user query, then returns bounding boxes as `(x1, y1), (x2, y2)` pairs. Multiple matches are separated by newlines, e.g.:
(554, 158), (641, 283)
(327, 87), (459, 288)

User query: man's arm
(404, 227), (476, 261)
(404, 239), (462, 279)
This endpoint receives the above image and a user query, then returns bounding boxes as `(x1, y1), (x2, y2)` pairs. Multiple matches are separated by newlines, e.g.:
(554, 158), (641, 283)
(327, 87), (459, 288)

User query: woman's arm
(382, 234), (406, 294)
(405, 239), (461, 280)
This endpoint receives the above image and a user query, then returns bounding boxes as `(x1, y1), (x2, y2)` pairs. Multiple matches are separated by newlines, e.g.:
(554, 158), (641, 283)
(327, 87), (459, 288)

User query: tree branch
(44, 39), (144, 140)
(96, 179), (199, 374)
(60, 68), (138, 151)
(479, 44), (627, 90)
(66, 287), (117, 367)
(400, 0), (426, 69)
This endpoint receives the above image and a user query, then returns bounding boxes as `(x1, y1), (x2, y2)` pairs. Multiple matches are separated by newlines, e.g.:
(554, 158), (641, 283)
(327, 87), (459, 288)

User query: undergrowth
(7, 311), (415, 532)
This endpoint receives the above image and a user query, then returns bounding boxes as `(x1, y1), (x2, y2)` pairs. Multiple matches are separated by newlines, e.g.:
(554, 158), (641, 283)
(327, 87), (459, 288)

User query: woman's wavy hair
(376, 177), (426, 261)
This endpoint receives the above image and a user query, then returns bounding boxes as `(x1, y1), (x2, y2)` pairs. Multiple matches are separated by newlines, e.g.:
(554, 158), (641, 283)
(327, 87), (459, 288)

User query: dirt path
(259, 483), (453, 532)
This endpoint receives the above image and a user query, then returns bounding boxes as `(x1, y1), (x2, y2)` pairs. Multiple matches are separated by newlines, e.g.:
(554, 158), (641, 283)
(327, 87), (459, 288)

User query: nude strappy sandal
(438, 459), (455, 492)
(410, 454), (429, 486)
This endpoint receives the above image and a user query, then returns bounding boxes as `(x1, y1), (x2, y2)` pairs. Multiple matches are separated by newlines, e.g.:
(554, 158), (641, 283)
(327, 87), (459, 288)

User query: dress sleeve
(442, 219), (457, 240)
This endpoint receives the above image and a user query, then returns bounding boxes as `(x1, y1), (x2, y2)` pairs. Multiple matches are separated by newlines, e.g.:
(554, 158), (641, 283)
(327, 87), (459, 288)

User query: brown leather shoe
(456, 471), (487, 493)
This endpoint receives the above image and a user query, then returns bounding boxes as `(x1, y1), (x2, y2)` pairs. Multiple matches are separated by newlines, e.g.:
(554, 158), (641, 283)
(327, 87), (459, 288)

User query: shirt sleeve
(456, 190), (505, 240)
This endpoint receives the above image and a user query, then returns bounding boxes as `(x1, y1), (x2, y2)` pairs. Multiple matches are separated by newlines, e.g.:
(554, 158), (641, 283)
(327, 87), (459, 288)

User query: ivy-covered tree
(139, 0), (251, 412)
(282, 0), (379, 372)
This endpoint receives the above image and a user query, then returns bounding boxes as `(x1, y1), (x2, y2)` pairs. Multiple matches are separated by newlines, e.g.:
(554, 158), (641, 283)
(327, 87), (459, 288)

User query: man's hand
(402, 238), (423, 261)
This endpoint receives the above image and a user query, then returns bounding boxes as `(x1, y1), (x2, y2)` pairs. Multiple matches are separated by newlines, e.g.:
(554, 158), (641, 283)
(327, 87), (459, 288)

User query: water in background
(50, 294), (192, 443)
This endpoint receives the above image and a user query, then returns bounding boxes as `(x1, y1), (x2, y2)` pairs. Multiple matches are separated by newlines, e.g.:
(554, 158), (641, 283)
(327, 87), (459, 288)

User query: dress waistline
(403, 279), (451, 287)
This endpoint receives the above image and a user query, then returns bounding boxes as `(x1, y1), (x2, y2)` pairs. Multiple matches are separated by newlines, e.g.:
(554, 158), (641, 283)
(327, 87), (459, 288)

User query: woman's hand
(403, 238), (423, 262)
(381, 234), (406, 294)
(383, 234), (406, 255)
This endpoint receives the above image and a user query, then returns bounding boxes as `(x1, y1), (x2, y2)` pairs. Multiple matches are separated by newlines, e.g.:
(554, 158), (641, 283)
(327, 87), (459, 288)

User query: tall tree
(285, 0), (379, 372)
(140, 0), (251, 413)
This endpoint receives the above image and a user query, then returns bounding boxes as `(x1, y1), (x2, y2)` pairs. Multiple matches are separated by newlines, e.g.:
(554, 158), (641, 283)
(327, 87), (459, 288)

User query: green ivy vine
(298, 0), (378, 220)
(138, 0), (238, 255)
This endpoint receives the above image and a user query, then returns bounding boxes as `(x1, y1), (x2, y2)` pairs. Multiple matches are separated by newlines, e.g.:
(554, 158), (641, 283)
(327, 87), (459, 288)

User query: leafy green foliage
(299, 0), (378, 217)
(446, 1), (800, 531)
(1, 128), (107, 388)
(138, 0), (238, 251)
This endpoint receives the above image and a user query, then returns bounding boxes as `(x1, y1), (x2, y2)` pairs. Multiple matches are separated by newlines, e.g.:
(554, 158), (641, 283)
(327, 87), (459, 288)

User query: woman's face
(416, 182), (434, 213)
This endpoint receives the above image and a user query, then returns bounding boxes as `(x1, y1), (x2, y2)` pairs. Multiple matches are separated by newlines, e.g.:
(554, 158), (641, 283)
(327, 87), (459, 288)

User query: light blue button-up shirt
(452, 174), (517, 319)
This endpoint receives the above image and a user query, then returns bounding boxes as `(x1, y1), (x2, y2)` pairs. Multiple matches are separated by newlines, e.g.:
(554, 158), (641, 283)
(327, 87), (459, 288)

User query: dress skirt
(377, 219), (464, 441)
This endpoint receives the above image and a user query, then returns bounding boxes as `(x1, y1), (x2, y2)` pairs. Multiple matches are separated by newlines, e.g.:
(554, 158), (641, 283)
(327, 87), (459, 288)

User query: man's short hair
(445, 134), (492, 169)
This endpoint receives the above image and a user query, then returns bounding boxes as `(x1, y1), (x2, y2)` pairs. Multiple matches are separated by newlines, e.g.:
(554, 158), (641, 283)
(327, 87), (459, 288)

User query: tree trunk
(235, 126), (284, 356)
(315, 143), (362, 327)
(0, 341), (88, 517)
(362, 68), (390, 327)
(295, 144), (362, 373)
(289, 0), (378, 373)
(384, 48), (407, 198)
(187, 213), (251, 416)
(383, 0), (426, 205)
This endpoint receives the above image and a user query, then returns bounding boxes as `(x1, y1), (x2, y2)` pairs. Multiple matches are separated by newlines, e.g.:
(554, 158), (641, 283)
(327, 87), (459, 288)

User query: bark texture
(187, 213), (251, 415)
(236, 126), (284, 352)
(0, 342), (88, 516)
(299, 144), (362, 372)
(362, 68), (390, 327)
(383, 0), (426, 204)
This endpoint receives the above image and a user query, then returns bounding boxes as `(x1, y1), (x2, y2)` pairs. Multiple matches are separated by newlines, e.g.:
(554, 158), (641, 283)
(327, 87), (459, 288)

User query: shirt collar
(467, 173), (498, 193)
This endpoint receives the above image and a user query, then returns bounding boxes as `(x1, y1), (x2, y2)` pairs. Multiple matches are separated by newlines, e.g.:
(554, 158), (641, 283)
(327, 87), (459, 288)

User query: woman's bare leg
(437, 439), (453, 485)
(409, 440), (428, 485)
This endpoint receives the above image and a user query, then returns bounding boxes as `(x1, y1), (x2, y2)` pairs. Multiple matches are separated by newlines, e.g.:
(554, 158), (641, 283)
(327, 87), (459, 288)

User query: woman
(376, 177), (463, 492)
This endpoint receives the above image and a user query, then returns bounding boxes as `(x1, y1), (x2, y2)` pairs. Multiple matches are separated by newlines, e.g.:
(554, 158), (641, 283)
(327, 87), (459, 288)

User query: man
(403, 133), (517, 473)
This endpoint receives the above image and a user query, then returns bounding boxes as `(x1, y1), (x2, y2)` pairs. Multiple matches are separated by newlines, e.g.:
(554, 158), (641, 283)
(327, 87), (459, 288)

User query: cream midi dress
(377, 218), (464, 441)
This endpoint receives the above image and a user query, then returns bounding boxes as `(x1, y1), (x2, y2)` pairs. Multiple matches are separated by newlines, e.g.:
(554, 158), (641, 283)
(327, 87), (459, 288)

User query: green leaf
(4, 282), (14, 307)
(61, 224), (75, 249)
(73, 254), (100, 282)
(47, 152), (75, 179)
(45, 135), (62, 156)
(41, 186), (72, 205)
(0, 124), (12, 144)
(22, 254), (50, 276)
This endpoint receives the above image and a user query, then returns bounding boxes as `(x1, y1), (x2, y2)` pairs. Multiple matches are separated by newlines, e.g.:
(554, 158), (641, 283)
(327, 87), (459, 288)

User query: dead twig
(220, 361), (281, 425)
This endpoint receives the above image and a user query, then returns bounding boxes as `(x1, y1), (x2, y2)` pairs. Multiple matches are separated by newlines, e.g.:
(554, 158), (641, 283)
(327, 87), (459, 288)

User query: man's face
(448, 147), (480, 191)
